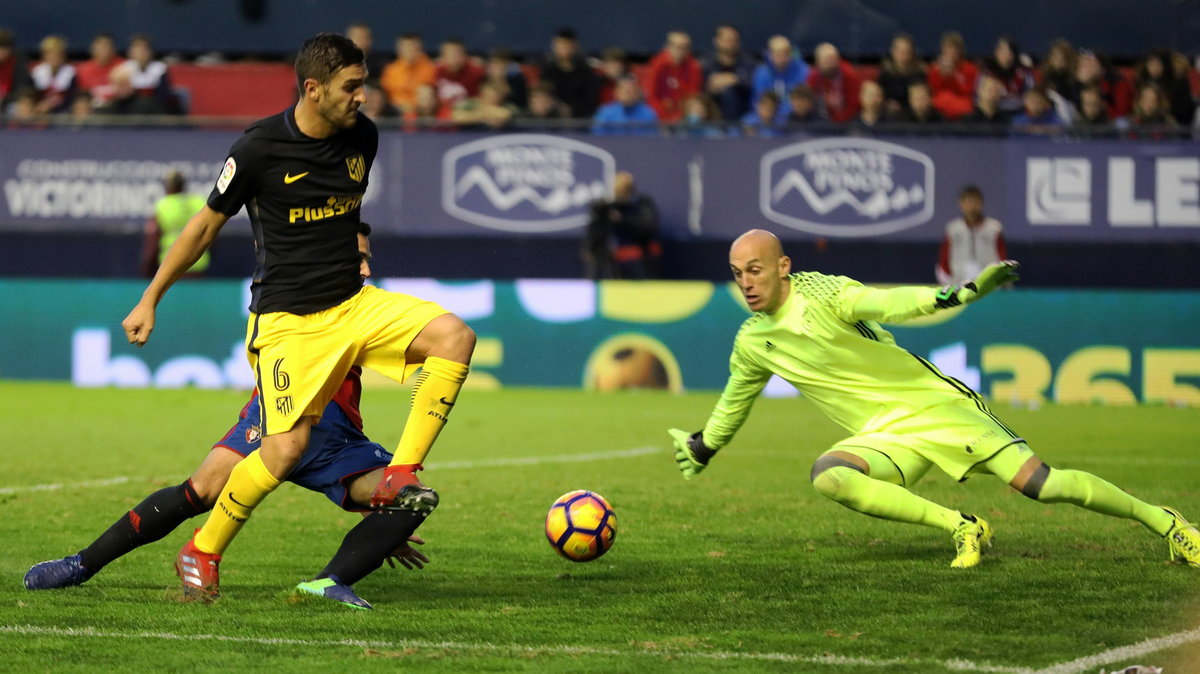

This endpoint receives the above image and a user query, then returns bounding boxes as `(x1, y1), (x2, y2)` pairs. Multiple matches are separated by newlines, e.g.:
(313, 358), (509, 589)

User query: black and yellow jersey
(207, 106), (378, 314)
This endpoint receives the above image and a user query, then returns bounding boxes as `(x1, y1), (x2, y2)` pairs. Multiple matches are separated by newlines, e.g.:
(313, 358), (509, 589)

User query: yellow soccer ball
(545, 490), (617, 562)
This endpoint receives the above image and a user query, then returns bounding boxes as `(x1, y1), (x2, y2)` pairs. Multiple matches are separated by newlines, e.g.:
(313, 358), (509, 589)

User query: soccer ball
(545, 490), (617, 562)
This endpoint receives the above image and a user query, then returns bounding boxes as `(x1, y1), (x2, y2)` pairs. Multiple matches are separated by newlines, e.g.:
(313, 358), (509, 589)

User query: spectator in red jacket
(927, 31), (977, 120)
(434, 38), (485, 109)
(641, 30), (703, 123)
(0, 28), (31, 111)
(806, 42), (860, 123)
(74, 33), (125, 108)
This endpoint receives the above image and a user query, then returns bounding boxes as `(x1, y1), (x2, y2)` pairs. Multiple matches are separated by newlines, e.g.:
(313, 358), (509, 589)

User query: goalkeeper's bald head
(731, 229), (783, 259)
(730, 229), (792, 314)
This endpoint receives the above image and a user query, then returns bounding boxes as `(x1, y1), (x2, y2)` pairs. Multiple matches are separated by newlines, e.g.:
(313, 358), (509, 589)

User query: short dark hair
(294, 32), (365, 92)
(555, 27), (578, 42)
(357, 221), (372, 236)
(93, 32), (115, 43)
(1025, 84), (1050, 101)
(714, 23), (739, 37)
(959, 184), (983, 200)
(129, 33), (154, 49)
(601, 47), (627, 64)
(789, 84), (814, 100)
(165, 170), (186, 193)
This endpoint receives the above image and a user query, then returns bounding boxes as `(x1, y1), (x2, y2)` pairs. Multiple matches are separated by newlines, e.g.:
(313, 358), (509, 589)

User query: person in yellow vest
(140, 171), (209, 277)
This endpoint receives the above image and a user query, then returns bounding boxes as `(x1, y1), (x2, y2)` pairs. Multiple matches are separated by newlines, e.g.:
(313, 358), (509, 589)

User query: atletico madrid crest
(345, 154), (365, 182)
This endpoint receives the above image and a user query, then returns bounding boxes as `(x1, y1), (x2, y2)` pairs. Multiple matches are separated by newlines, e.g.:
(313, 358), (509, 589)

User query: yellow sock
(393, 356), (469, 466)
(194, 451), (282, 554)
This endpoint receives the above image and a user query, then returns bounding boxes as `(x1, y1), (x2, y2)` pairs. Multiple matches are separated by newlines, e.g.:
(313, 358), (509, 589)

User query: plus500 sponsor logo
(759, 138), (935, 237)
(442, 134), (614, 233)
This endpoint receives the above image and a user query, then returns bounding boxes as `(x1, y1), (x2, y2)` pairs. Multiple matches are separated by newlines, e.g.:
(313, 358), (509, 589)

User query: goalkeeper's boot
(24, 554), (94, 590)
(950, 515), (993, 569)
(296, 576), (373, 610)
(373, 465), (439, 515)
(176, 535), (221, 602)
(1161, 507), (1200, 567)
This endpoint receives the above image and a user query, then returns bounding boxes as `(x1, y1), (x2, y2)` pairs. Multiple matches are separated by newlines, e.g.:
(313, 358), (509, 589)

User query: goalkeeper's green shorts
(830, 398), (1025, 484)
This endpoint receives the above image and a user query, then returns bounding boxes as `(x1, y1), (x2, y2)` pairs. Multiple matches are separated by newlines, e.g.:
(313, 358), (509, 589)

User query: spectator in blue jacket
(1010, 85), (1065, 135)
(751, 35), (809, 116)
(592, 76), (659, 136)
(738, 91), (786, 137)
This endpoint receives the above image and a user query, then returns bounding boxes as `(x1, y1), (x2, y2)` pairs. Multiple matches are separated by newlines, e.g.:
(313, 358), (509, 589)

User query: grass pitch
(1, 381), (1198, 672)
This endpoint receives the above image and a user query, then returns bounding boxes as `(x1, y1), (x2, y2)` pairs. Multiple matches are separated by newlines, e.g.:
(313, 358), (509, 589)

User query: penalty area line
(0, 624), (1024, 671)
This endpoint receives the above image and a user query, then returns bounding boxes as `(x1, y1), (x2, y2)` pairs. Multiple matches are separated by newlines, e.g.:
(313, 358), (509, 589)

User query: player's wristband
(933, 282), (974, 309)
(686, 431), (718, 465)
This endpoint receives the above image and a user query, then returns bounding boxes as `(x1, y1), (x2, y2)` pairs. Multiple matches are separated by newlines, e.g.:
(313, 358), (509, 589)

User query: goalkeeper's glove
(668, 429), (717, 480)
(934, 260), (1020, 309)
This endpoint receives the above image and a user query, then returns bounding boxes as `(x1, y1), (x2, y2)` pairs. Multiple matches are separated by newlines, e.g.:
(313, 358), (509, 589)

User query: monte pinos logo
(442, 134), (615, 233)
(760, 137), (935, 237)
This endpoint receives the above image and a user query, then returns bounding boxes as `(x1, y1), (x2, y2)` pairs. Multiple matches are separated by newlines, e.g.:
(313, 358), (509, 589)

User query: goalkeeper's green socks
(1038, 468), (1174, 535)
(812, 466), (966, 532)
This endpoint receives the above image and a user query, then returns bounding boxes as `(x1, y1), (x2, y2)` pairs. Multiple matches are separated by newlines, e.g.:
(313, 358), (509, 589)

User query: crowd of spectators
(3, 22), (1198, 138)
(1, 28), (182, 124)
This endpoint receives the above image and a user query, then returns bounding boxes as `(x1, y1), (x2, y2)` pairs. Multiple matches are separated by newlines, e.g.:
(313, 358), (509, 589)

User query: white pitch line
(0, 476), (130, 495)
(0, 624), (1026, 671)
(1035, 625), (1200, 674)
(427, 446), (659, 470)
(0, 448), (660, 496)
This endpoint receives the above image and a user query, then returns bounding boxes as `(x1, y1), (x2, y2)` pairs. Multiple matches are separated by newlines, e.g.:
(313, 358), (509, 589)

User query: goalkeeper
(670, 229), (1200, 569)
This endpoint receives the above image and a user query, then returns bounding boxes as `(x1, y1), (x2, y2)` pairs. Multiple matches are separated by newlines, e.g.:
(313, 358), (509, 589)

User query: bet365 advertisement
(0, 279), (1197, 406)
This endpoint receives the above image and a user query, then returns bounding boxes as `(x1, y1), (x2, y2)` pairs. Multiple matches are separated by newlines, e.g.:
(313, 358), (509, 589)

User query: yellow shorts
(830, 398), (1024, 484)
(246, 284), (448, 435)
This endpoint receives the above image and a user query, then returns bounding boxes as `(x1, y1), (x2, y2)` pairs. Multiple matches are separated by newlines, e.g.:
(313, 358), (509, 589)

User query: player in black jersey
(121, 33), (476, 602)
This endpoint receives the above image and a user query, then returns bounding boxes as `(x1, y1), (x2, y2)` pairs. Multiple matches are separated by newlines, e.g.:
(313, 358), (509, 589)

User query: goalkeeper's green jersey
(703, 272), (975, 449)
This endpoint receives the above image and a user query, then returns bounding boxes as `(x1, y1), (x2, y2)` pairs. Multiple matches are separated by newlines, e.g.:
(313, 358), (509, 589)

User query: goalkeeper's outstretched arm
(842, 260), (1020, 324)
(670, 345), (769, 479)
